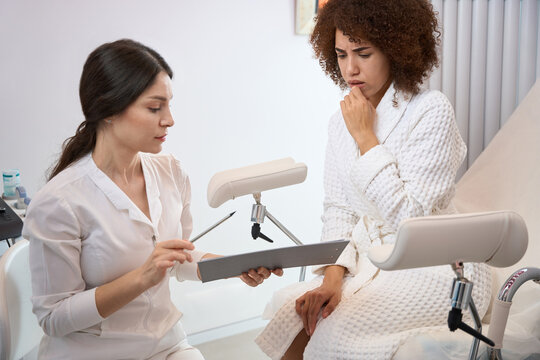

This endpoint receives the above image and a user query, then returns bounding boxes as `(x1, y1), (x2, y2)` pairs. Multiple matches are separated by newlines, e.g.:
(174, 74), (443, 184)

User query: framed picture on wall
(295, 0), (329, 35)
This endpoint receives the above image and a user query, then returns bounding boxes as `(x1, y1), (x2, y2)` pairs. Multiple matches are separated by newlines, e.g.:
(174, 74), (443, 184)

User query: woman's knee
(166, 346), (205, 360)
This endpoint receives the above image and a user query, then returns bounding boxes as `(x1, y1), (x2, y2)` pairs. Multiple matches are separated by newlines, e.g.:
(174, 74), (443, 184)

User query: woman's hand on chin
(341, 86), (379, 154)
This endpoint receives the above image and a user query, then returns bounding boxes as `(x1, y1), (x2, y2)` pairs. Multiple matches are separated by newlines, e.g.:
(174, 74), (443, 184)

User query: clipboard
(197, 239), (349, 283)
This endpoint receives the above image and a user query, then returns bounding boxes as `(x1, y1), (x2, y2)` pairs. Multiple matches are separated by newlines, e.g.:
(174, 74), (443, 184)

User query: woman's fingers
(257, 266), (283, 278)
(306, 293), (328, 335)
(295, 294), (306, 315)
(149, 249), (192, 276)
(156, 260), (175, 270)
(153, 239), (194, 264)
(296, 290), (326, 336)
(341, 86), (377, 145)
(295, 286), (341, 336)
(350, 86), (367, 101)
(248, 269), (264, 284)
(340, 100), (346, 115)
(165, 251), (192, 264)
(256, 267), (271, 279)
(271, 268), (284, 277)
(347, 86), (372, 110)
(240, 272), (258, 287)
(322, 293), (340, 318)
(298, 295), (311, 335)
(139, 240), (197, 289)
(239, 269), (267, 287)
(158, 239), (194, 251)
(238, 267), (283, 287)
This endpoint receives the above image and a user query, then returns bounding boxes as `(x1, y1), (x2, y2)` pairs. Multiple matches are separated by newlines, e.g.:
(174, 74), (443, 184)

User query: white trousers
(151, 339), (204, 360)
(148, 323), (205, 360)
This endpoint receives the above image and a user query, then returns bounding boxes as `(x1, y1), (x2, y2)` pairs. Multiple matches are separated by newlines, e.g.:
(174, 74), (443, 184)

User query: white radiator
(428, 0), (539, 174)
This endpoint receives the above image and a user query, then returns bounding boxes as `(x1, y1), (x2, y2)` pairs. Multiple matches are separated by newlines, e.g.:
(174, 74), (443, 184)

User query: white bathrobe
(255, 84), (491, 359)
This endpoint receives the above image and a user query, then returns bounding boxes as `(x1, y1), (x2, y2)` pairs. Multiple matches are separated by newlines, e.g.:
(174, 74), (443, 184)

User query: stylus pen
(190, 211), (236, 243)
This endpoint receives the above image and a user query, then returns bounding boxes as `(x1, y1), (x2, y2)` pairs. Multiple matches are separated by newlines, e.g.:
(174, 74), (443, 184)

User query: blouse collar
(83, 152), (161, 230)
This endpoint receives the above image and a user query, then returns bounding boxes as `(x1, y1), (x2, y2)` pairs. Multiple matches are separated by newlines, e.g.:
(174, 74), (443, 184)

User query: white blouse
(23, 152), (206, 359)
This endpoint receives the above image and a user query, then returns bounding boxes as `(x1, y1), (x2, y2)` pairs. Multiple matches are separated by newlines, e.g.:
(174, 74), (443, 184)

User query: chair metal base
(486, 267), (540, 360)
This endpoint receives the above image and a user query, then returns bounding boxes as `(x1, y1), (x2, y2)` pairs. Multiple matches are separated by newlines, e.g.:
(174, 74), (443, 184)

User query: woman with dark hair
(23, 39), (281, 360)
(255, 0), (491, 359)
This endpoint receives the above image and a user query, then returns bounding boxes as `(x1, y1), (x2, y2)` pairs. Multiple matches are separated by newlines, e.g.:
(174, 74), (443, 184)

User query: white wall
(0, 0), (342, 339)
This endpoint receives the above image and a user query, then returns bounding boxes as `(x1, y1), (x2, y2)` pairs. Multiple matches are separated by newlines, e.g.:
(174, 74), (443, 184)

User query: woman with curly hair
(255, 0), (491, 358)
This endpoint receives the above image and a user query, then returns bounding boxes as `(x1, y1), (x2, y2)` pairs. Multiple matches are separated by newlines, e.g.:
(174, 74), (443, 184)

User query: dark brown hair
(310, 0), (440, 95)
(48, 39), (173, 180)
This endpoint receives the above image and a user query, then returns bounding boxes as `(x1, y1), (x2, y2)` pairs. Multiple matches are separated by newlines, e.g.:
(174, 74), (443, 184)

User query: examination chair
(0, 239), (43, 360)
(204, 81), (540, 358)
(207, 157), (308, 281)
(377, 80), (540, 360)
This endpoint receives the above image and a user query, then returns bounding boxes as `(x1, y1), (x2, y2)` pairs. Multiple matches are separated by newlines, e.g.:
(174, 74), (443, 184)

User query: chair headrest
(368, 211), (528, 271)
(207, 158), (307, 208)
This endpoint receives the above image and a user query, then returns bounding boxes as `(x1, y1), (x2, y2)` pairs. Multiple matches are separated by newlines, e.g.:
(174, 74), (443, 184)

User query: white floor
(196, 328), (269, 360)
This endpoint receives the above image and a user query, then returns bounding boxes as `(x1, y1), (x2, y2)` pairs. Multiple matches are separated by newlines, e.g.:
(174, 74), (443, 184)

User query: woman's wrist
(322, 265), (345, 288)
(96, 268), (149, 318)
(131, 267), (151, 293)
(354, 133), (379, 155)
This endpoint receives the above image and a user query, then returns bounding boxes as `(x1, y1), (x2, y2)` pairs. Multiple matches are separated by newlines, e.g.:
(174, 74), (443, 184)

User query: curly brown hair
(310, 0), (440, 96)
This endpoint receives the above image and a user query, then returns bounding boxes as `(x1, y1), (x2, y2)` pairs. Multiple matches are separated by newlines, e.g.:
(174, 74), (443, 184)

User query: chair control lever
(449, 263), (494, 359)
(448, 307), (495, 346)
(250, 193), (306, 281)
(251, 223), (274, 243)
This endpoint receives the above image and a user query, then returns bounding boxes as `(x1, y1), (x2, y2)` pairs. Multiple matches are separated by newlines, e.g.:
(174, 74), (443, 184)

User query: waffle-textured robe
(255, 84), (491, 359)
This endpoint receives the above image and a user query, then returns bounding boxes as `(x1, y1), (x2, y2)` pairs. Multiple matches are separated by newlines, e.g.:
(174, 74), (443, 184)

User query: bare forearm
(95, 239), (196, 318)
(323, 265), (346, 287)
(354, 132), (379, 155)
(95, 268), (147, 318)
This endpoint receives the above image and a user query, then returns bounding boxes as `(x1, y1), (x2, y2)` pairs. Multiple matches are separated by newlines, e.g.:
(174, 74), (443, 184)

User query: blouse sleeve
(312, 114), (361, 275)
(23, 194), (104, 337)
(350, 91), (466, 230)
(170, 156), (206, 281)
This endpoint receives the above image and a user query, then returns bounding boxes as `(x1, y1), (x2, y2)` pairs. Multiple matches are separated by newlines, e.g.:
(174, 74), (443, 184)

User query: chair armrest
(207, 158), (307, 208)
(368, 211), (528, 271)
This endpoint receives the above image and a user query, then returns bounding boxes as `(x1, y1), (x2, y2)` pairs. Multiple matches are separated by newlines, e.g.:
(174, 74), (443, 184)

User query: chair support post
(448, 262), (494, 359)
(467, 298), (482, 360)
(263, 210), (305, 282)
(251, 193), (306, 282)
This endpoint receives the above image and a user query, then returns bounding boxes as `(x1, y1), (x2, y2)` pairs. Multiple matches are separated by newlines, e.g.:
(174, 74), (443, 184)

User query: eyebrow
(335, 46), (371, 53)
(146, 95), (171, 101)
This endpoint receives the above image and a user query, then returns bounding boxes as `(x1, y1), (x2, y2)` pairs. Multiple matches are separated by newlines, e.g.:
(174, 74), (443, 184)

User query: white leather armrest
(207, 158), (307, 208)
(368, 211), (528, 271)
